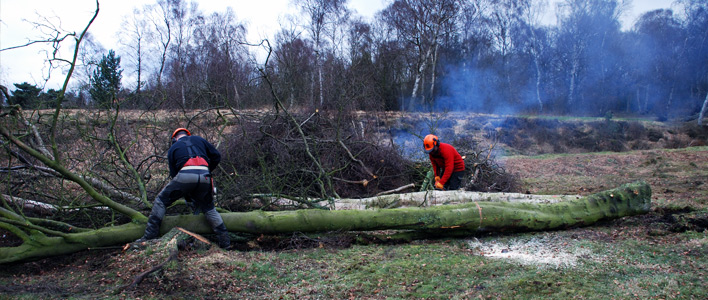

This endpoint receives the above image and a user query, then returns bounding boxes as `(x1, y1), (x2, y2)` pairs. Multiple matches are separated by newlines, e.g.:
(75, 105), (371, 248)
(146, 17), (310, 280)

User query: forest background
(2, 0), (707, 122)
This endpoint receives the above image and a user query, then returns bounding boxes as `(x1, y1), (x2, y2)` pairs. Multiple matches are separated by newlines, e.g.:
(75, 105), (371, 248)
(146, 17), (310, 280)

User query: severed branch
(2, 194), (110, 215)
(0, 124), (147, 221)
(0, 107), (54, 160)
(82, 176), (144, 207)
(375, 183), (416, 196)
(461, 138), (516, 192)
(337, 139), (376, 179)
(251, 194), (328, 210)
(107, 107), (150, 207)
(299, 110), (318, 127)
(332, 177), (370, 186)
(2, 194), (58, 215)
(0, 203), (34, 241)
(23, 112), (55, 160)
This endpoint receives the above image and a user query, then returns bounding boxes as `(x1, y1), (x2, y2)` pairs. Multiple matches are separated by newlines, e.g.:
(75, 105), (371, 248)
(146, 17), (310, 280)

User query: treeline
(4, 0), (708, 120)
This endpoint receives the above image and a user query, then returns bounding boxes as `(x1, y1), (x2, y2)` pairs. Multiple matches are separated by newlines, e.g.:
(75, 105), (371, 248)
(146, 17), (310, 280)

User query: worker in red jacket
(424, 134), (465, 190)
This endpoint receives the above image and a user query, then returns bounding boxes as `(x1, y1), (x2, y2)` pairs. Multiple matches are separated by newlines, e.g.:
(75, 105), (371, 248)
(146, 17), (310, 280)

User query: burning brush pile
(450, 135), (520, 193)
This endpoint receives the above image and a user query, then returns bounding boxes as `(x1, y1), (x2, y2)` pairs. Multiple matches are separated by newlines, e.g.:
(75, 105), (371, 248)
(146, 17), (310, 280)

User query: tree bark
(699, 91), (707, 126)
(0, 181), (650, 264)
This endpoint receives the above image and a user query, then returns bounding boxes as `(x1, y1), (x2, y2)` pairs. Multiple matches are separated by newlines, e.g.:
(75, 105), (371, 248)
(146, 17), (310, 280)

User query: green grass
(2, 218), (706, 300)
(158, 232), (705, 299)
(667, 145), (708, 152)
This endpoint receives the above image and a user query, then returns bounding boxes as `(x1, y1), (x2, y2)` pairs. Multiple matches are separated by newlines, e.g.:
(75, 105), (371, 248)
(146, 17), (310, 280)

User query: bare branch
(375, 183), (416, 196)
(49, 0), (100, 163)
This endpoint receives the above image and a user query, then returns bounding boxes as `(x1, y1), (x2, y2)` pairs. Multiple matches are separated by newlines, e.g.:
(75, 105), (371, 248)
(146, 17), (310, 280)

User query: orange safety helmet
(423, 134), (439, 153)
(171, 128), (191, 144)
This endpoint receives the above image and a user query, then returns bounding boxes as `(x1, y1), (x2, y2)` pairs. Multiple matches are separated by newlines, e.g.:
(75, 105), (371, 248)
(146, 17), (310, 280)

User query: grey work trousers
(145, 169), (225, 237)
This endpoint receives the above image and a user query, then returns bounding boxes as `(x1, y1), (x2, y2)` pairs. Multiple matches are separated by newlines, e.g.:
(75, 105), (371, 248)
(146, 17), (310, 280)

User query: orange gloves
(434, 180), (444, 190)
(434, 176), (441, 182)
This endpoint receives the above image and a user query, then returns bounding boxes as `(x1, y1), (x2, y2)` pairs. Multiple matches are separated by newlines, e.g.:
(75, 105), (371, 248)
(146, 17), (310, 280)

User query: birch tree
(191, 8), (248, 107)
(296, 0), (349, 108)
(145, 1), (172, 94)
(517, 0), (549, 112)
(678, 0), (708, 125)
(380, 0), (460, 110)
(119, 8), (152, 96)
(556, 0), (625, 112)
(164, 0), (201, 108)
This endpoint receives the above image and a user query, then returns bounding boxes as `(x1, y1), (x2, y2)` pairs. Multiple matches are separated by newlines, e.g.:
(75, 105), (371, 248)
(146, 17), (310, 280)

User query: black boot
(135, 215), (162, 243)
(214, 223), (231, 249)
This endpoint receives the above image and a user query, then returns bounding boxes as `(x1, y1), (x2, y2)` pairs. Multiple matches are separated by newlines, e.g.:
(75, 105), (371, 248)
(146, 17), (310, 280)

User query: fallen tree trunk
(250, 188), (576, 209)
(331, 189), (581, 210)
(0, 181), (650, 264)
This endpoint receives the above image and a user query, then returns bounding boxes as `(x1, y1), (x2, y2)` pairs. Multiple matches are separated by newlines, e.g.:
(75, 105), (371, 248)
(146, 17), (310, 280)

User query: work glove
(435, 180), (444, 190)
(435, 176), (441, 182)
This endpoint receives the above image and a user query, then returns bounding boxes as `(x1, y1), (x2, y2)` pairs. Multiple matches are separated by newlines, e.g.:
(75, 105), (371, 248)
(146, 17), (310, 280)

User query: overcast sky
(0, 0), (676, 91)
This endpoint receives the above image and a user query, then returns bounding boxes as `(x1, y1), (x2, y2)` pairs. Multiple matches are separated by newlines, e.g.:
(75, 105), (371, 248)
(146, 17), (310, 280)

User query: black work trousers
(440, 170), (465, 190)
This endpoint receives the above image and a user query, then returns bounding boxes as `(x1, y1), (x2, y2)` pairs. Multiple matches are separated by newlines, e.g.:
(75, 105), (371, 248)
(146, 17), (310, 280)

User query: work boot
(135, 215), (162, 243)
(214, 223), (231, 249)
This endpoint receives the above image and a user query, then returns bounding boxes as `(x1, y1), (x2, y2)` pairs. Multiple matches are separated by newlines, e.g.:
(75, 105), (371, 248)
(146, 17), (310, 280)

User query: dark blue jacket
(167, 135), (221, 177)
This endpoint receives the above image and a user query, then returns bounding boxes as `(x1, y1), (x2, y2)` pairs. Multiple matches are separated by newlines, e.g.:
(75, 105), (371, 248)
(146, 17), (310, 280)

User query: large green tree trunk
(0, 181), (650, 264)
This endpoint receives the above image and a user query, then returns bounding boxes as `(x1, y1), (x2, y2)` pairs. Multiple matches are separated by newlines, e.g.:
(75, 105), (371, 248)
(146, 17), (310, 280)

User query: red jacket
(429, 143), (465, 185)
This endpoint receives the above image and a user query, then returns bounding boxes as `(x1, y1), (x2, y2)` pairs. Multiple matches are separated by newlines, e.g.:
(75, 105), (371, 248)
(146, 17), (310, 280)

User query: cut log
(331, 189), (581, 210)
(0, 181), (650, 264)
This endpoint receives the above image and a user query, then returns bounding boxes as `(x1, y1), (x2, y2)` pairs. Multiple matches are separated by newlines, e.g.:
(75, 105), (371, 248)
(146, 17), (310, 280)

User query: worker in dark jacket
(135, 128), (230, 248)
(424, 134), (466, 190)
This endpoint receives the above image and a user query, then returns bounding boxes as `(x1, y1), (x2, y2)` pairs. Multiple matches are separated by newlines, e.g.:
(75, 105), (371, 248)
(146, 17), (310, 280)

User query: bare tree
(164, 0), (202, 108)
(344, 19), (382, 110)
(144, 1), (172, 95)
(699, 93), (708, 125)
(295, 0), (349, 108)
(380, 0), (460, 110)
(120, 8), (152, 95)
(517, 0), (550, 112)
(482, 0), (527, 104)
(191, 8), (248, 107)
(678, 0), (708, 125)
(632, 8), (685, 118)
(273, 28), (316, 109)
(556, 0), (627, 111)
